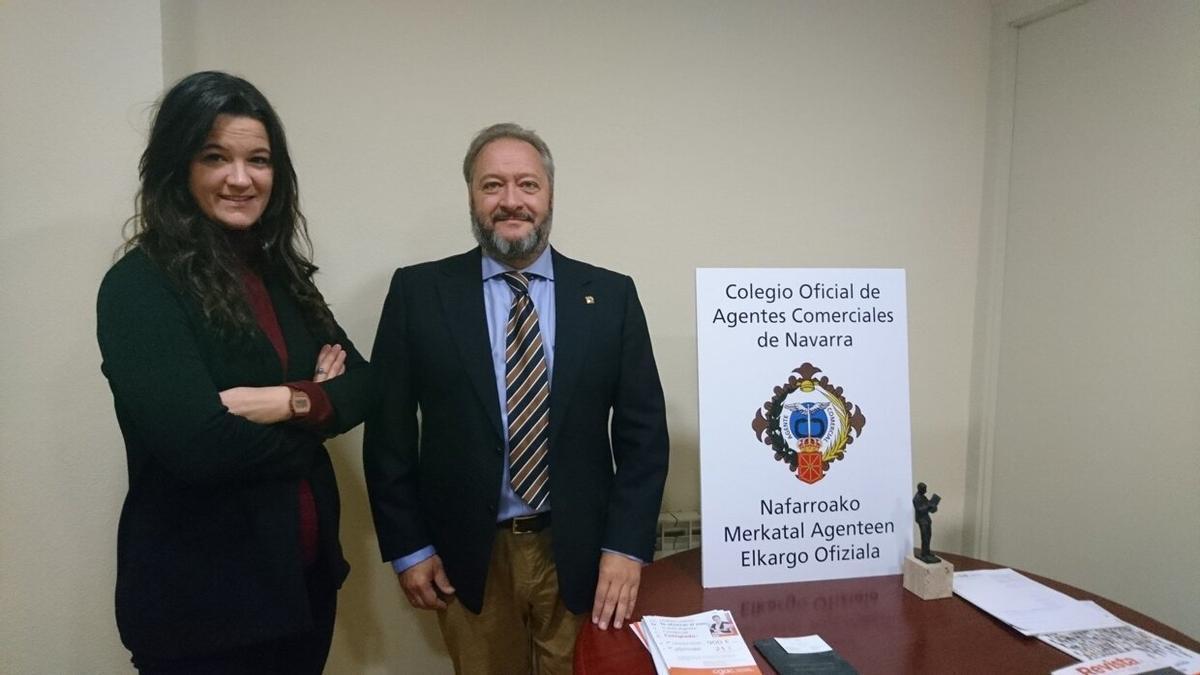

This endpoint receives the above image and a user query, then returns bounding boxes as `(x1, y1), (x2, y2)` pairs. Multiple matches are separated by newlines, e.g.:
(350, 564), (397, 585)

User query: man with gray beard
(365, 123), (669, 674)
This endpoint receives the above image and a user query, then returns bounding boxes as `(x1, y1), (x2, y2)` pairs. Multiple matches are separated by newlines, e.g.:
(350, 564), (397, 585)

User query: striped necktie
(502, 271), (551, 509)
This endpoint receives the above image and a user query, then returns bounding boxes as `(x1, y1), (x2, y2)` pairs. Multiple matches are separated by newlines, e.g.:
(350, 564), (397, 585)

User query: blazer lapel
(438, 249), (505, 443)
(549, 250), (594, 448)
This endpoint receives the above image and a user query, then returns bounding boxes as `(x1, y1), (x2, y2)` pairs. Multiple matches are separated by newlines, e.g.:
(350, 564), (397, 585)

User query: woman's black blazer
(96, 248), (369, 661)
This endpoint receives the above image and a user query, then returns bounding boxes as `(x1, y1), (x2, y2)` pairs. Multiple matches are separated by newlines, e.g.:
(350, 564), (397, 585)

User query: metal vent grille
(654, 511), (700, 560)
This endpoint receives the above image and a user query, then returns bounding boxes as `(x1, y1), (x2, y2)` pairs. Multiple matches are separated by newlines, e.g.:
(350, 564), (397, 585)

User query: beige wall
(977, 0), (1200, 638)
(3, 1), (996, 672)
(0, 1), (164, 673)
(158, 2), (991, 671)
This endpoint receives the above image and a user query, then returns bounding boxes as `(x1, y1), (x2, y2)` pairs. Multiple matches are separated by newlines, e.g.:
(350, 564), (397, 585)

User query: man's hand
(398, 554), (456, 610)
(591, 552), (642, 630)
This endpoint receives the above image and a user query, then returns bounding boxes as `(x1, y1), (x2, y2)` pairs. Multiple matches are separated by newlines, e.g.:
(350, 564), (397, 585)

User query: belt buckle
(511, 514), (539, 535)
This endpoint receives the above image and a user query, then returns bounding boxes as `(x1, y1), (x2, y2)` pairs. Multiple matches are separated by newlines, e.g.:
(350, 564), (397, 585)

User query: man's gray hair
(462, 122), (555, 188)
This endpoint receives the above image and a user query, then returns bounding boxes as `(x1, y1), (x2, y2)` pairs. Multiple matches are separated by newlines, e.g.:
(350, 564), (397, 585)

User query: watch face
(292, 391), (311, 414)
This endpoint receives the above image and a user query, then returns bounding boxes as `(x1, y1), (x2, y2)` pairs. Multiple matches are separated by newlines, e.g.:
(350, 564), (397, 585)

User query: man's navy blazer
(365, 247), (669, 613)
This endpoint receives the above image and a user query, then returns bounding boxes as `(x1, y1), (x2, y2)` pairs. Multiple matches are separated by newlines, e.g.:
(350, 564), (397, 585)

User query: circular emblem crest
(750, 363), (866, 484)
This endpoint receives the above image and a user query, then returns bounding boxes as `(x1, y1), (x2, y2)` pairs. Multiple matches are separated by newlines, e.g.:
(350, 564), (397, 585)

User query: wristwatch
(289, 388), (311, 419)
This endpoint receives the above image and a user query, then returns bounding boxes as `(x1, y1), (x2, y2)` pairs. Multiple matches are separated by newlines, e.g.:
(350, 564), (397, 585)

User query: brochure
(1039, 626), (1200, 675)
(631, 609), (762, 675)
(1050, 649), (1184, 674)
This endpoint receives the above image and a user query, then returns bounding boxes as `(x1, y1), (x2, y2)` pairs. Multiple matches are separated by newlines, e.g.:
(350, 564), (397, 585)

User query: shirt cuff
(601, 548), (646, 565)
(391, 546), (437, 574)
(285, 381), (333, 430)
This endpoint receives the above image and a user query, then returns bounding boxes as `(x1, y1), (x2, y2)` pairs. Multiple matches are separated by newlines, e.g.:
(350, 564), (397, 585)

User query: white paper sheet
(1003, 599), (1126, 636)
(951, 568), (1130, 635)
(953, 568), (1076, 613)
(775, 635), (834, 654)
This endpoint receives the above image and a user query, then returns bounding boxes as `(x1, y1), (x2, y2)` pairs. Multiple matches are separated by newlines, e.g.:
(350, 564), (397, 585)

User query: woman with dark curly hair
(97, 71), (368, 673)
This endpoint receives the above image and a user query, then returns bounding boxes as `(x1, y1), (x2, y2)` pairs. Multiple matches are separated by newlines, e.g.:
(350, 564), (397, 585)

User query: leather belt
(498, 512), (551, 534)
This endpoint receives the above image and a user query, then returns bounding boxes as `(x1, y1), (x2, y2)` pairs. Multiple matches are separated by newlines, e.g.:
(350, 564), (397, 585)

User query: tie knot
(502, 271), (531, 297)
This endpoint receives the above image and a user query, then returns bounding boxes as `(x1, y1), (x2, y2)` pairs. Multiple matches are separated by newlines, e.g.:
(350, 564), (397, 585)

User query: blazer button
(496, 445), (504, 455)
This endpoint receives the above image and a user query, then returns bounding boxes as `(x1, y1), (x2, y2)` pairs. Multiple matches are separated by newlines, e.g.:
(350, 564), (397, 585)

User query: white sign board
(696, 268), (913, 588)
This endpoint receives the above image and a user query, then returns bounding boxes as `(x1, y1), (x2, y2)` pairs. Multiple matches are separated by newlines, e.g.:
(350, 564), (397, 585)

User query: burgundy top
(234, 241), (332, 568)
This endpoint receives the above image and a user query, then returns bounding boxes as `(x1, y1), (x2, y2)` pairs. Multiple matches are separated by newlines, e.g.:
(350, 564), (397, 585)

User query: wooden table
(575, 549), (1199, 674)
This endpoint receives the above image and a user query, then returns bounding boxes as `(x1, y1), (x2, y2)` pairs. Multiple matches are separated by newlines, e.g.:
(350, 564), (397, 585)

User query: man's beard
(471, 205), (553, 266)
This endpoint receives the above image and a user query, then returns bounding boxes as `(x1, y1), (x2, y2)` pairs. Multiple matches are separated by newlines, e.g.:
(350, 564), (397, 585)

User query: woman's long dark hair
(125, 71), (336, 341)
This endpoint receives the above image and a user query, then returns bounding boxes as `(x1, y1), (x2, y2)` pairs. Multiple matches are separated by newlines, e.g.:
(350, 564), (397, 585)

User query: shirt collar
(481, 245), (555, 281)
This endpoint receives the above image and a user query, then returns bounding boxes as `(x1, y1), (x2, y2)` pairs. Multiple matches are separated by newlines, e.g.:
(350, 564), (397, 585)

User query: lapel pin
(584, 295), (595, 304)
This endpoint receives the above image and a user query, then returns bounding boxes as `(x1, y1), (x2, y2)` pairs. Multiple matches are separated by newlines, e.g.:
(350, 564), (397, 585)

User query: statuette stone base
(903, 554), (954, 600)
